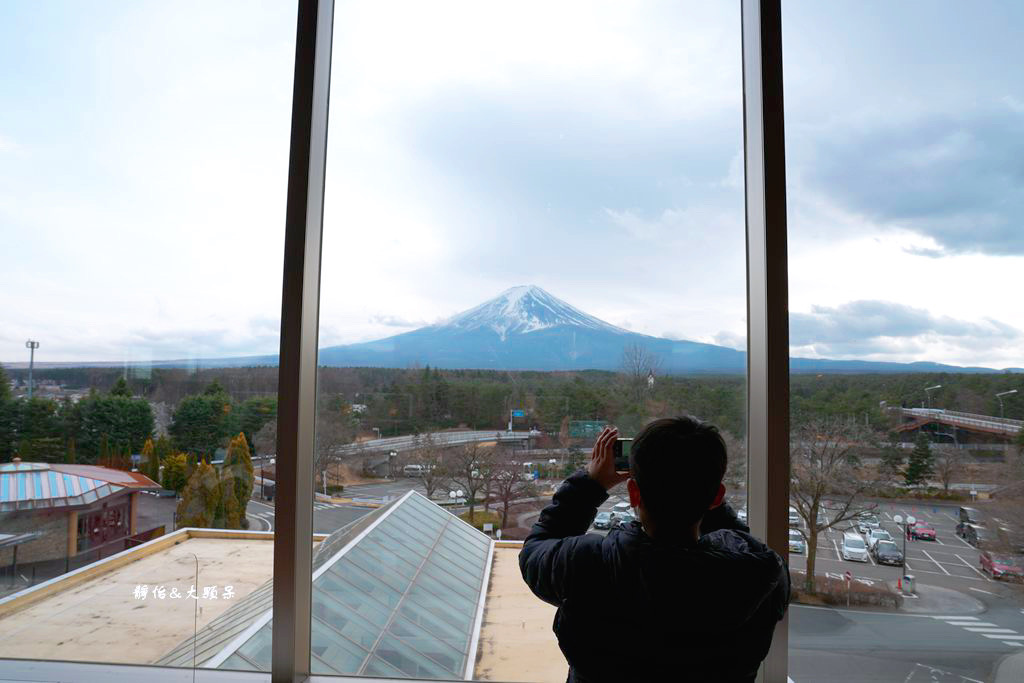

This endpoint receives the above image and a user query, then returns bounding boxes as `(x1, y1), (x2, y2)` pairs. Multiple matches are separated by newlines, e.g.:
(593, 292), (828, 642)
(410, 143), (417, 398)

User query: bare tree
(933, 445), (965, 493)
(402, 433), (448, 500)
(790, 417), (876, 593)
(447, 441), (494, 523)
(491, 445), (537, 529)
(314, 403), (355, 494)
(253, 419), (277, 457)
(620, 343), (662, 405)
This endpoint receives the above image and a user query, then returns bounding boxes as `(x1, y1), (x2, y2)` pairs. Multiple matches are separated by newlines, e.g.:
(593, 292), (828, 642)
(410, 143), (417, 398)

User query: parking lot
(787, 501), (1016, 591)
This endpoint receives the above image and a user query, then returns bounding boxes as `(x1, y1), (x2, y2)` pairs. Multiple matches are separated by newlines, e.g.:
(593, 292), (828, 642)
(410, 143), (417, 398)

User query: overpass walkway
(892, 407), (1022, 437)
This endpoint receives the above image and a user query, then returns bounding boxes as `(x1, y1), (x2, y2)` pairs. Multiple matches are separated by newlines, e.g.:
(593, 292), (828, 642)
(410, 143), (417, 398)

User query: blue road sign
(512, 410), (525, 417)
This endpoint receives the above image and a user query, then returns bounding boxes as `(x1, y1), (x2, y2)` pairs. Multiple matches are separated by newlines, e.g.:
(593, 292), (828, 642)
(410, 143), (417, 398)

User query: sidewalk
(893, 581), (985, 616)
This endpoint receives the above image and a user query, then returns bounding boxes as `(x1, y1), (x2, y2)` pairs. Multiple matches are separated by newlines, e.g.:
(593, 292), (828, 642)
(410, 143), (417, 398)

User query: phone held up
(613, 437), (633, 472)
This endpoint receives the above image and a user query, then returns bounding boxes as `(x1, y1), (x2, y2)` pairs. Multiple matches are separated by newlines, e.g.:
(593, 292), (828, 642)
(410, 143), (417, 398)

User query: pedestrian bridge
(891, 407), (1022, 437)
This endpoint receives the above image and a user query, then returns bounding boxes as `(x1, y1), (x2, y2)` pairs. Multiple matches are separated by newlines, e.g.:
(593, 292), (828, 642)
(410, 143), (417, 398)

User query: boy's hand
(588, 427), (630, 491)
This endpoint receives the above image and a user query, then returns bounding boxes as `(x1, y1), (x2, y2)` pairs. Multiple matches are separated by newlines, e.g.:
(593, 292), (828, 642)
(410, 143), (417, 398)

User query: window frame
(272, 0), (793, 682)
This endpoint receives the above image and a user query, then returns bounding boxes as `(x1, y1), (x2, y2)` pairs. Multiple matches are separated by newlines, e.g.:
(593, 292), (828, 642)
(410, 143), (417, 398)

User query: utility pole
(25, 340), (39, 399)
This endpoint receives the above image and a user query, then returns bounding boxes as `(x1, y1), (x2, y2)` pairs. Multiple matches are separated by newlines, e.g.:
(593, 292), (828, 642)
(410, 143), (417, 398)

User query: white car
(788, 529), (806, 554)
(788, 506), (801, 527)
(857, 516), (880, 534)
(842, 532), (869, 562)
(737, 507), (748, 524)
(866, 528), (893, 550)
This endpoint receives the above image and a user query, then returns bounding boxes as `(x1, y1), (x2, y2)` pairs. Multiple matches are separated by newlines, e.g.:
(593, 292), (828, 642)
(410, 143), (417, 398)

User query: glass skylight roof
(203, 490), (494, 679)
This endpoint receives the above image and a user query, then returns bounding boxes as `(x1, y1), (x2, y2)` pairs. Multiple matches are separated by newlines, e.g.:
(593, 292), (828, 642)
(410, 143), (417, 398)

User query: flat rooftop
(0, 535), (275, 664)
(474, 546), (564, 682)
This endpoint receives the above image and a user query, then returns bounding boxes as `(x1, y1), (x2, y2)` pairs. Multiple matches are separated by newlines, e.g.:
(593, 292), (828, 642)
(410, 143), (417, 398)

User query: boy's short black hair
(629, 416), (728, 526)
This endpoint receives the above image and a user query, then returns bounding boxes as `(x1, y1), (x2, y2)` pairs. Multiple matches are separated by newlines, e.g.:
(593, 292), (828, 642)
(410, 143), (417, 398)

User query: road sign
(483, 523), (493, 532)
(512, 410), (525, 417)
(844, 571), (852, 582)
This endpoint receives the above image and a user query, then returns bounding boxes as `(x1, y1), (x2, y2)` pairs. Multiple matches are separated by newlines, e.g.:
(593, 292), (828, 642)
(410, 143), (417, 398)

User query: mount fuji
(317, 285), (747, 372)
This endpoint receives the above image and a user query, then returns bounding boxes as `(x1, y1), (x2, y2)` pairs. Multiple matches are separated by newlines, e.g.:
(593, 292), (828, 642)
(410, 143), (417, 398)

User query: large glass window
(0, 0), (296, 674)
(784, 3), (1024, 681)
(311, 1), (746, 680)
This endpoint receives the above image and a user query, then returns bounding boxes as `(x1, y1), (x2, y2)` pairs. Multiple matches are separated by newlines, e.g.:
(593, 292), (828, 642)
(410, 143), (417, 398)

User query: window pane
(0, 1), (295, 676)
(783, 3), (1024, 682)
(312, 2), (745, 681)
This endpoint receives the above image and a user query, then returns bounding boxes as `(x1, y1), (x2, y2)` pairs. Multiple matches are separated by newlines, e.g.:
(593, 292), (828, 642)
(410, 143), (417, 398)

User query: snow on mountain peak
(441, 285), (627, 340)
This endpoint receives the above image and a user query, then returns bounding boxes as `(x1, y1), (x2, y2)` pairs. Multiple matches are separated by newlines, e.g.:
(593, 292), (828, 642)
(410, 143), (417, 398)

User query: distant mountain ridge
(8, 285), (1022, 374)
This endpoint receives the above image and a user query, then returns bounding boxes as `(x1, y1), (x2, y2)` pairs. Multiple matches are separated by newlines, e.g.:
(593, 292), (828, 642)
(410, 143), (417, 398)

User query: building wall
(0, 508), (71, 565)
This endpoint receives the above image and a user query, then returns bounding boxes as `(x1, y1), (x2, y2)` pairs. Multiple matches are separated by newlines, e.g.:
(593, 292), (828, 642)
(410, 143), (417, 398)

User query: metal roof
(157, 491), (495, 680)
(0, 461), (159, 512)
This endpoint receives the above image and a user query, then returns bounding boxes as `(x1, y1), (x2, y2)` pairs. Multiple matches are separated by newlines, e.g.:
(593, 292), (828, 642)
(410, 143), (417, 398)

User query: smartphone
(613, 437), (633, 471)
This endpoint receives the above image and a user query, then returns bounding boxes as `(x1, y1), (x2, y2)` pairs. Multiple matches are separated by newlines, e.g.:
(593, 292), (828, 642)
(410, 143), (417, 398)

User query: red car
(911, 522), (937, 541)
(980, 551), (1024, 581)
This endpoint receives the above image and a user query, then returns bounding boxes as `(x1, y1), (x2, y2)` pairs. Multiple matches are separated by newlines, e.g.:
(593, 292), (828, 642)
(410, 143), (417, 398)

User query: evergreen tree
(99, 434), (110, 467)
(110, 377), (131, 397)
(222, 432), (254, 514)
(65, 437), (76, 464)
(904, 432), (934, 487)
(141, 438), (159, 481)
(176, 461), (220, 528)
(162, 452), (188, 494)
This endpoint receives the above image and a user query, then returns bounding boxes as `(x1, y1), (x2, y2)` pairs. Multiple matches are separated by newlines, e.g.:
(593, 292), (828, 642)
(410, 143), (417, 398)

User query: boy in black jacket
(520, 417), (789, 683)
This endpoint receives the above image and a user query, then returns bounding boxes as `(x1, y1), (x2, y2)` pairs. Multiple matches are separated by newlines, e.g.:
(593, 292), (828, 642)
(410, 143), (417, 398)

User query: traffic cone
(897, 577), (902, 591)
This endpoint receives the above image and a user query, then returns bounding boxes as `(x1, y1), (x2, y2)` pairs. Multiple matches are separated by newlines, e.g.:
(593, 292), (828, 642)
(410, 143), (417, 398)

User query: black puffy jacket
(519, 472), (790, 683)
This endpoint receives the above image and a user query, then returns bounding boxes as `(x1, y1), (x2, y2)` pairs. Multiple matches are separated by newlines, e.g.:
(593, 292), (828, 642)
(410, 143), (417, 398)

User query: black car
(610, 511), (636, 529)
(873, 541), (904, 566)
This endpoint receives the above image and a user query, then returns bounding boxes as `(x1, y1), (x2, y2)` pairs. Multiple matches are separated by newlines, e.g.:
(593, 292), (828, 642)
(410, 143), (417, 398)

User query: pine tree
(65, 437), (76, 464)
(110, 377), (131, 397)
(222, 432), (254, 515)
(176, 461), (220, 528)
(904, 432), (934, 487)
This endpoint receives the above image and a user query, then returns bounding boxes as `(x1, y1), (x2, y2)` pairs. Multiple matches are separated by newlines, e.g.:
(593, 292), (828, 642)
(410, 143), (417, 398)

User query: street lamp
(892, 514), (916, 589)
(25, 340), (39, 399)
(924, 385), (942, 410)
(996, 389), (1018, 420)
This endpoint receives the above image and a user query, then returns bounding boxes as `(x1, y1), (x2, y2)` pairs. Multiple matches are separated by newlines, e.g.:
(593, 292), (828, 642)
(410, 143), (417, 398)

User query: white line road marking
(952, 532), (976, 549)
(963, 627), (1017, 633)
(934, 535), (945, 545)
(943, 511), (958, 522)
(969, 587), (997, 596)
(884, 511), (893, 520)
(983, 634), (1024, 640)
(921, 548), (950, 575)
(1005, 642), (1023, 647)
(832, 538), (841, 560)
(954, 553), (991, 581)
(932, 616), (978, 620)
(904, 560), (914, 571)
(946, 621), (997, 626)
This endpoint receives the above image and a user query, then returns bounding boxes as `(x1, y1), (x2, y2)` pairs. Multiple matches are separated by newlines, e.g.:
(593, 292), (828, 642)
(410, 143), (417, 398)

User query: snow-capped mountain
(441, 285), (627, 340)
(317, 286), (745, 372)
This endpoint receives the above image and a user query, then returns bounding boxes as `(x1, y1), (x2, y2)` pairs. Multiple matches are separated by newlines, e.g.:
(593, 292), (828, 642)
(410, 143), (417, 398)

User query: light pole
(996, 389), (1017, 420)
(25, 340), (39, 399)
(924, 384), (942, 410)
(892, 514), (916, 589)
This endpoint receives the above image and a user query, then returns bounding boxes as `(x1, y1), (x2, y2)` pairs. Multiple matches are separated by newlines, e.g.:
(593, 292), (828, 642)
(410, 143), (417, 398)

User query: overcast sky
(2, 1), (1023, 369)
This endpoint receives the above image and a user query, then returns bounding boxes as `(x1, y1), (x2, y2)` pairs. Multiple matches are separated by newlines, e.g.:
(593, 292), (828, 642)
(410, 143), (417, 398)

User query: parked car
(866, 528), (894, 550)
(788, 506), (801, 527)
(959, 506), (982, 525)
(842, 532), (870, 562)
(816, 510), (831, 529)
(873, 541), (905, 567)
(910, 522), (937, 541)
(593, 511), (613, 530)
(788, 529), (806, 554)
(980, 551), (1024, 581)
(857, 516), (881, 534)
(962, 524), (988, 548)
(612, 501), (632, 515)
(737, 507), (748, 524)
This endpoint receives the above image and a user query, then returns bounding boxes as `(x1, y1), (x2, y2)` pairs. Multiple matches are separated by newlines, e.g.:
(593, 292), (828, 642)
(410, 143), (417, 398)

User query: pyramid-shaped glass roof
(187, 490), (494, 679)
